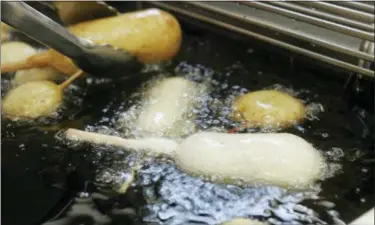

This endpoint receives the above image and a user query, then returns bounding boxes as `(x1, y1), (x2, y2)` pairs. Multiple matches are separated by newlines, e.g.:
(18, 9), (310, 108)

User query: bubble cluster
(139, 161), (324, 225)
(58, 61), (352, 225)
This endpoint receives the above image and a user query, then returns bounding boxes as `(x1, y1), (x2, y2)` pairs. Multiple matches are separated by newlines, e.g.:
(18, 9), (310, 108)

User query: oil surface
(1, 25), (374, 225)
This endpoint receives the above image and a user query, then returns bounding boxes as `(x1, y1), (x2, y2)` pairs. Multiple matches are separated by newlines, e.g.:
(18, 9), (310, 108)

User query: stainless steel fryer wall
(139, 1), (374, 79)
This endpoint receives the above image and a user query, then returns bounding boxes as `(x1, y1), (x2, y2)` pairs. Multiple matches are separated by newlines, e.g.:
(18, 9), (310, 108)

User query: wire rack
(140, 1), (374, 78)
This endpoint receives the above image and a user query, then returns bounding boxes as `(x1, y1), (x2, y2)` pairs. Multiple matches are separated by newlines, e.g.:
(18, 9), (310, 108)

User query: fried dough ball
(231, 90), (306, 129)
(2, 81), (63, 121)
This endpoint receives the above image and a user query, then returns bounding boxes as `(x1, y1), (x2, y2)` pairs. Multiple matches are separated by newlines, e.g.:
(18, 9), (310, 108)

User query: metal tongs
(1, 1), (143, 79)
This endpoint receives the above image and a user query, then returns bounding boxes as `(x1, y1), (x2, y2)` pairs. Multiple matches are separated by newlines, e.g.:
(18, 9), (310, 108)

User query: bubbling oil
(49, 61), (352, 225)
(115, 62), (324, 139)
(140, 161), (323, 225)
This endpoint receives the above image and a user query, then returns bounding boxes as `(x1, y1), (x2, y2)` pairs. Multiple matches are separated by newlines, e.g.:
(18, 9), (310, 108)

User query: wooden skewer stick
(66, 128), (176, 194)
(58, 69), (83, 89)
(1, 50), (79, 75)
(1, 55), (46, 74)
(65, 128), (325, 190)
(66, 128), (178, 156)
(1, 70), (83, 121)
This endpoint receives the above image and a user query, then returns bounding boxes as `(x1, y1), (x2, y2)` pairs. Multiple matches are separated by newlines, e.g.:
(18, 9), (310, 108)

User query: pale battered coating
(1, 41), (37, 66)
(66, 128), (178, 156)
(63, 129), (326, 189)
(175, 132), (325, 190)
(232, 90), (306, 129)
(2, 81), (63, 120)
(135, 77), (203, 137)
(12, 67), (62, 86)
(221, 218), (267, 225)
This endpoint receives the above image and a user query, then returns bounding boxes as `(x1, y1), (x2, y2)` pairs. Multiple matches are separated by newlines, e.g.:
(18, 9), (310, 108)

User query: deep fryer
(1, 1), (374, 225)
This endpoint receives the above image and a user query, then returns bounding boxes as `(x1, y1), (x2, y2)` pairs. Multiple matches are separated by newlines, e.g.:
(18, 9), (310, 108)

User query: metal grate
(141, 1), (374, 78)
(242, 1), (374, 40)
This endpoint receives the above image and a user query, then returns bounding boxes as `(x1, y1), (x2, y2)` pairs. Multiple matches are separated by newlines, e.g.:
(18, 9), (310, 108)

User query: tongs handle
(1, 1), (86, 59)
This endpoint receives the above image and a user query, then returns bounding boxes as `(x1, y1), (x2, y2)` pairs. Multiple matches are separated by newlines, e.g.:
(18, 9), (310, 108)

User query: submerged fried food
(2, 81), (63, 120)
(175, 132), (325, 190)
(12, 67), (62, 86)
(134, 76), (205, 137)
(1, 8), (182, 75)
(1, 41), (37, 66)
(65, 129), (325, 190)
(232, 90), (306, 129)
(2, 71), (83, 121)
